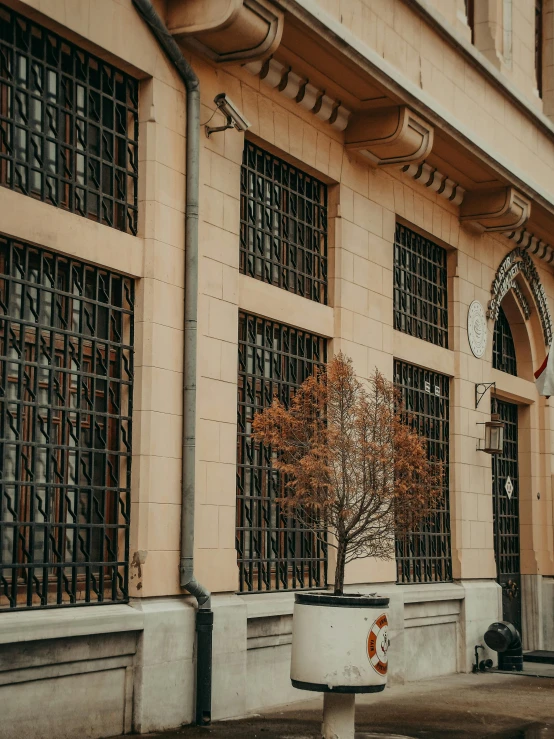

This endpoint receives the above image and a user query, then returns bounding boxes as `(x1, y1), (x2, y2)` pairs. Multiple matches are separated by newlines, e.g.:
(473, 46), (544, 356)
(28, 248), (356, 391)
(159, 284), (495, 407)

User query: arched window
(493, 305), (517, 376)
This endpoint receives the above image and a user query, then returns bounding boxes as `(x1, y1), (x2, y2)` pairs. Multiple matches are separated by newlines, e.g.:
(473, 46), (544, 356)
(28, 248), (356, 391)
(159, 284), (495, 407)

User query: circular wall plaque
(468, 300), (487, 358)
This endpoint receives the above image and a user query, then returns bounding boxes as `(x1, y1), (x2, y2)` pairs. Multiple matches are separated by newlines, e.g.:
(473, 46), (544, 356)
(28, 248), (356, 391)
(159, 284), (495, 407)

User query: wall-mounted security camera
(215, 94), (250, 131)
(205, 93), (251, 138)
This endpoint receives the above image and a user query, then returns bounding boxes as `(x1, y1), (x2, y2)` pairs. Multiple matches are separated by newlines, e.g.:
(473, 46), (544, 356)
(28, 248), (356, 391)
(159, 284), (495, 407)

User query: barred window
(491, 397), (520, 582)
(0, 236), (134, 610)
(493, 305), (517, 376)
(394, 360), (451, 584)
(0, 4), (139, 234)
(394, 223), (448, 348)
(236, 312), (327, 592)
(240, 142), (328, 303)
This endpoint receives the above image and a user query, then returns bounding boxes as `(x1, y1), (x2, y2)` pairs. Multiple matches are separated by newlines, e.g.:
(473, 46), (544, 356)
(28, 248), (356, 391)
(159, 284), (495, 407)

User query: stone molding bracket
(460, 187), (531, 233)
(242, 57), (352, 132)
(344, 106), (434, 167)
(401, 160), (466, 206)
(167, 0), (283, 64)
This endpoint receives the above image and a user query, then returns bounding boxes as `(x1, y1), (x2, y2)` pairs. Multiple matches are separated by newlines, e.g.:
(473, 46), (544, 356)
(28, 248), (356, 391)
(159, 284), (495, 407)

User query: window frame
(0, 235), (134, 611)
(236, 311), (328, 593)
(393, 222), (449, 349)
(0, 4), (139, 234)
(240, 141), (328, 304)
(394, 359), (452, 585)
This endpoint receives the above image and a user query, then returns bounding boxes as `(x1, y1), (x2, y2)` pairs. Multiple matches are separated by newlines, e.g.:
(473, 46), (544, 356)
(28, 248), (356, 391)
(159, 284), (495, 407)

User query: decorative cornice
(282, 1), (554, 223)
(512, 281), (531, 319)
(488, 245), (553, 346)
(243, 58), (352, 131)
(400, 162), (554, 277)
(400, 160), (465, 205)
(460, 187), (531, 233)
(345, 106), (433, 167)
(504, 229), (554, 266)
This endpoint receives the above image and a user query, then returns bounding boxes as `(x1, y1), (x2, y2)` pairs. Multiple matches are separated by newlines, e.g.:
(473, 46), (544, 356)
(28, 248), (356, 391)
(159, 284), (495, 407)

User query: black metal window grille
(393, 223), (448, 348)
(491, 398), (519, 580)
(493, 305), (517, 376)
(240, 141), (328, 304)
(491, 397), (522, 637)
(236, 312), (327, 592)
(0, 236), (134, 610)
(0, 4), (139, 234)
(394, 360), (452, 584)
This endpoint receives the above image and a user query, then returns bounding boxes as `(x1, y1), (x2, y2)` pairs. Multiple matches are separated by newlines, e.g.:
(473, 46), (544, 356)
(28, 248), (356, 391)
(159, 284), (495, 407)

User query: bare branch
(252, 354), (442, 594)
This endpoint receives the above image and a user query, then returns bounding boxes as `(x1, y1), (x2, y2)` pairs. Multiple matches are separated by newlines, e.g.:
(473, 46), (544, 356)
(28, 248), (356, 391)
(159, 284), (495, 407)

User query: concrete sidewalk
(138, 672), (554, 738)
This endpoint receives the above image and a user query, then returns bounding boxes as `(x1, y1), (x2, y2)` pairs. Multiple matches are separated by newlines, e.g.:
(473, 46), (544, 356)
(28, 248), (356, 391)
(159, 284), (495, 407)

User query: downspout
(131, 0), (213, 726)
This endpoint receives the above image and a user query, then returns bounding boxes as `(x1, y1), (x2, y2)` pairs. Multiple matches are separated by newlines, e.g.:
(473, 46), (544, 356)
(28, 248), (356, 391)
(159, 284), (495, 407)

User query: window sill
(238, 274), (334, 339)
(0, 603), (144, 645)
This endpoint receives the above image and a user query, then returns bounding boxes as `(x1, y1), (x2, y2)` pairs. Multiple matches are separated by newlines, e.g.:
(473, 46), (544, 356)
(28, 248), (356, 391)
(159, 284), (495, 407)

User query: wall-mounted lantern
(477, 413), (505, 455)
(475, 382), (505, 455)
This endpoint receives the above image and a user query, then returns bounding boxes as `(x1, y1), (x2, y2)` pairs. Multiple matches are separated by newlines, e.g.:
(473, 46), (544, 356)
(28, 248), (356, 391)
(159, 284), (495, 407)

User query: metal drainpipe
(131, 0), (213, 726)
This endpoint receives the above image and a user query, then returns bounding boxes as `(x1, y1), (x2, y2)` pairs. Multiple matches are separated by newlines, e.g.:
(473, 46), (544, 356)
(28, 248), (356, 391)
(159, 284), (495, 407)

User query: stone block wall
(1, 0), (554, 735)
(312, 0), (554, 193)
(0, 606), (142, 739)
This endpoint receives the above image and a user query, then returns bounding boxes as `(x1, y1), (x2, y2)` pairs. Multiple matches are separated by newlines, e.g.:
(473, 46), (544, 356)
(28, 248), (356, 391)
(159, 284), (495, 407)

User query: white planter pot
(290, 592), (390, 693)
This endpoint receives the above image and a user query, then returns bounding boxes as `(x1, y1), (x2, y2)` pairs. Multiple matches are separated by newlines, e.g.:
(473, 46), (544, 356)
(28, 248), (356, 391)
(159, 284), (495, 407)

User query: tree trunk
(334, 538), (347, 595)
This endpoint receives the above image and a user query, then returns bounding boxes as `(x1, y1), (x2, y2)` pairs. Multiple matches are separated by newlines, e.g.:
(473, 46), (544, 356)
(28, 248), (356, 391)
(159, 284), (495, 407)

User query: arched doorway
(492, 307), (522, 644)
(487, 247), (553, 652)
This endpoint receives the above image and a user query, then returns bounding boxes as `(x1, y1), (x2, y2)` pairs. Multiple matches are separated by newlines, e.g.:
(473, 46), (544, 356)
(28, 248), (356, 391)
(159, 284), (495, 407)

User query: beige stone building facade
(2, 0), (554, 736)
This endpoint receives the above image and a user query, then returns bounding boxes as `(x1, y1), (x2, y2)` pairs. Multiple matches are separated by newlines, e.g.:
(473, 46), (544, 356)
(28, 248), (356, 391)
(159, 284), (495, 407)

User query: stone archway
(488, 247), (553, 352)
(487, 248), (553, 650)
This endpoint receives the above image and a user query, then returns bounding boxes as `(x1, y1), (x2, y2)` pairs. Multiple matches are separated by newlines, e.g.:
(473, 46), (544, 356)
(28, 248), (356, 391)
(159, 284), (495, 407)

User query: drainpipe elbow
(132, 0), (199, 92)
(181, 559), (211, 609)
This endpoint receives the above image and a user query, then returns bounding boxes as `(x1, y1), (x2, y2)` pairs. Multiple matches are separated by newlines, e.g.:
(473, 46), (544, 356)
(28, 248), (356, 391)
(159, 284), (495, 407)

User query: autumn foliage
(252, 353), (441, 595)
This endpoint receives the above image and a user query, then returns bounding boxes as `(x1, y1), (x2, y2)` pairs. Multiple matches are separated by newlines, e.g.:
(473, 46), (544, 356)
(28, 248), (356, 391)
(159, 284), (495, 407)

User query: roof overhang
(167, 0), (554, 251)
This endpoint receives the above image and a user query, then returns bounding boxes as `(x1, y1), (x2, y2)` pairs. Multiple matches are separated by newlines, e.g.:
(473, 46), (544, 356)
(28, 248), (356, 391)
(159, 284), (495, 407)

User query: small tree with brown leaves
(253, 353), (441, 595)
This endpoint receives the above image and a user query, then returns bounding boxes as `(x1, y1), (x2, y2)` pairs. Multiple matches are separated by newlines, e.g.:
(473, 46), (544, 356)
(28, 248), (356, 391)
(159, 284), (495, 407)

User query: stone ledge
(241, 582), (468, 620)
(0, 604), (144, 645)
(241, 591), (297, 619)
(0, 186), (144, 278)
(0, 653), (134, 687)
(404, 614), (459, 629)
(238, 273), (334, 339)
(398, 583), (465, 604)
(247, 633), (293, 650)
